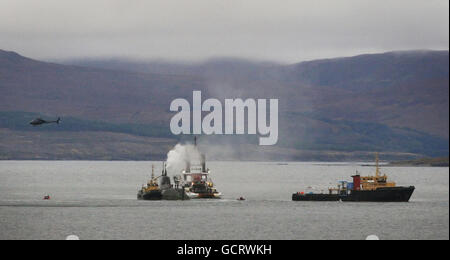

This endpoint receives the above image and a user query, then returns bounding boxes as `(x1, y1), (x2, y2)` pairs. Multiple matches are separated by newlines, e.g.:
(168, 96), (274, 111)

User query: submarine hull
(292, 186), (415, 202)
(162, 188), (190, 200)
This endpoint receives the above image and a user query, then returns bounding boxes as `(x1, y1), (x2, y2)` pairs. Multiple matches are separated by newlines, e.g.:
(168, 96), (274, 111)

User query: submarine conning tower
(160, 162), (171, 188)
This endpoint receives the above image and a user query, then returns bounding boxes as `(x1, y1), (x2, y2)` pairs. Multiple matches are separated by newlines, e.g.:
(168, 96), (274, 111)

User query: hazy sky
(0, 0), (448, 63)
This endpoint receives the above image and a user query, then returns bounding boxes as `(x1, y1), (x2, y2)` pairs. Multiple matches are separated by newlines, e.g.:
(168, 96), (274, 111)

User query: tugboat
(293, 154), (415, 202)
(137, 165), (163, 200)
(181, 138), (222, 199)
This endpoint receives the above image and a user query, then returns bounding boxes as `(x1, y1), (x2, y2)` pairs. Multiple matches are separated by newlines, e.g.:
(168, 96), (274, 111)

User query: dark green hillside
(0, 111), (173, 139)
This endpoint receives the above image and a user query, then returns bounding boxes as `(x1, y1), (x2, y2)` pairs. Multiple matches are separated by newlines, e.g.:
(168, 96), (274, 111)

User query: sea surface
(0, 161), (448, 240)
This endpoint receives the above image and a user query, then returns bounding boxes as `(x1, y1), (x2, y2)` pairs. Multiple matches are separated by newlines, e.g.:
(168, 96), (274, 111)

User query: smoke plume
(166, 144), (202, 175)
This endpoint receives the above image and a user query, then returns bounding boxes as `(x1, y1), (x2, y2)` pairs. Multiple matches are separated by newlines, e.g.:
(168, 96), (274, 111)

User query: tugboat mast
(375, 152), (380, 178)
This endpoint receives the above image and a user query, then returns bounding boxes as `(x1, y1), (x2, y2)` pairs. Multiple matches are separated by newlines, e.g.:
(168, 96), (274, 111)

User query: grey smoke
(166, 143), (202, 175)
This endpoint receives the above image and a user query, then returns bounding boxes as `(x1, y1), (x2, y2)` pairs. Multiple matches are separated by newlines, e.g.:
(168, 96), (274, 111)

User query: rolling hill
(0, 49), (448, 161)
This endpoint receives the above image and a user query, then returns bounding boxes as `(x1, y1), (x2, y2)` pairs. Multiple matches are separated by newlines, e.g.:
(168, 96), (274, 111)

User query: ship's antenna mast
(375, 152), (380, 177)
(162, 162), (167, 176)
(151, 164), (155, 179)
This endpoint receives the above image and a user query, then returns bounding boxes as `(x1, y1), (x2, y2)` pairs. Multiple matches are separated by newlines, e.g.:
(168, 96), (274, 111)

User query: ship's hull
(292, 194), (341, 201)
(187, 192), (222, 199)
(292, 186), (415, 202)
(343, 187), (415, 202)
(137, 190), (163, 200)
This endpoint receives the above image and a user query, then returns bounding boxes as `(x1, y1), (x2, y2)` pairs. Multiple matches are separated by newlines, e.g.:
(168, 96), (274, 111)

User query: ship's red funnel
(352, 175), (361, 191)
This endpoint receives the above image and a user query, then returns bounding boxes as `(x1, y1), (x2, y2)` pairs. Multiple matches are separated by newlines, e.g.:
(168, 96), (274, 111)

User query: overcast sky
(0, 0), (448, 63)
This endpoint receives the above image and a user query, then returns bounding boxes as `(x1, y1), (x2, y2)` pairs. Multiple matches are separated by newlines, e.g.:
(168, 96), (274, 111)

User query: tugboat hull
(137, 190), (163, 200)
(292, 186), (415, 202)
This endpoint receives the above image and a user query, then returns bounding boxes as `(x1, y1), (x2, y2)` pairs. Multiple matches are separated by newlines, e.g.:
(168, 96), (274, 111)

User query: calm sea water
(0, 161), (448, 240)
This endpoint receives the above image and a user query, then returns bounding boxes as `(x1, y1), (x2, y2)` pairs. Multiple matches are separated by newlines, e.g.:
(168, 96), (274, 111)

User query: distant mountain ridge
(65, 50), (449, 139)
(286, 50), (449, 91)
(0, 49), (448, 160)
